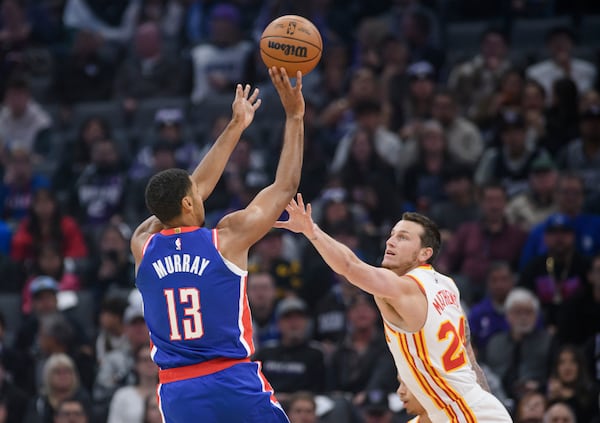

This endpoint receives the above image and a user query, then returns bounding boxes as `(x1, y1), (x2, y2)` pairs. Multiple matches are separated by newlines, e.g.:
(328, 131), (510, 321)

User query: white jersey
(384, 265), (512, 423)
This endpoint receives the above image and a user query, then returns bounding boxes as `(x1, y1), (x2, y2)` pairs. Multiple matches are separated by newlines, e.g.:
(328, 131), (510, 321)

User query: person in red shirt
(11, 188), (88, 267)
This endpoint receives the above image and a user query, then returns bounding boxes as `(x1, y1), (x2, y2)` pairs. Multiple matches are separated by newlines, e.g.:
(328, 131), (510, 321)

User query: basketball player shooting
(275, 194), (513, 423)
(130, 66), (304, 423)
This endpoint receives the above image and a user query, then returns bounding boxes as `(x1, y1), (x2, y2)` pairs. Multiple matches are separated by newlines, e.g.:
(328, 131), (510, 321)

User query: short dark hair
(145, 168), (191, 223)
(480, 27), (509, 45)
(401, 212), (441, 264)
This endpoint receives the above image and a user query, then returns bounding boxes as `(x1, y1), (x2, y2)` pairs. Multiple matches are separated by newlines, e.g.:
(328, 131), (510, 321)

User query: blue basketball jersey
(136, 226), (254, 369)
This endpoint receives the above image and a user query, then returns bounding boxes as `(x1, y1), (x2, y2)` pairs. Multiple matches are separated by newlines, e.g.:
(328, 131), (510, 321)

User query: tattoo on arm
(464, 317), (491, 393)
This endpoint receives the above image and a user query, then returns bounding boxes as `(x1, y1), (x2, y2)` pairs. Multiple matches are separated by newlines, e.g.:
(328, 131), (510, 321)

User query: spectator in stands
(52, 30), (115, 104)
(54, 398), (91, 423)
(0, 145), (50, 223)
(402, 120), (461, 214)
(128, 108), (202, 181)
(253, 297), (326, 400)
(297, 99), (330, 203)
(430, 89), (484, 166)
(73, 138), (128, 230)
(285, 391), (318, 423)
(522, 79), (548, 147)
(21, 245), (81, 314)
(95, 296), (128, 365)
(247, 271), (280, 348)
(429, 165), (479, 241)
(249, 229), (303, 298)
(11, 188), (88, 266)
(35, 312), (95, 394)
(475, 109), (552, 197)
(557, 253), (600, 345)
(379, 35), (410, 133)
(93, 303), (149, 407)
(62, 0), (140, 45)
(0, 348), (29, 423)
(327, 294), (397, 398)
(114, 22), (184, 111)
(476, 68), (524, 130)
(437, 183), (527, 304)
(23, 353), (92, 423)
(398, 8), (444, 73)
(400, 61), (436, 136)
(189, 3), (254, 104)
(558, 104), (600, 195)
(142, 393), (161, 423)
(53, 116), (112, 208)
(86, 223), (135, 300)
(360, 389), (393, 423)
(107, 343), (158, 423)
(514, 390), (547, 423)
(505, 155), (559, 231)
(543, 78), (580, 155)
(0, 76), (51, 155)
(337, 126), (401, 226)
(542, 401), (577, 423)
(448, 27), (512, 122)
(520, 173), (600, 269)
(484, 288), (555, 402)
(330, 100), (403, 176)
(468, 261), (515, 352)
(138, 0), (185, 41)
(314, 274), (362, 358)
(546, 344), (599, 422)
(125, 140), (177, 226)
(526, 26), (597, 102)
(519, 214), (589, 328)
(0, 0), (32, 93)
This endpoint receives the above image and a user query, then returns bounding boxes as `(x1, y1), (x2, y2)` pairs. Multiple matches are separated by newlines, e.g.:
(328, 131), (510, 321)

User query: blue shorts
(157, 361), (289, 423)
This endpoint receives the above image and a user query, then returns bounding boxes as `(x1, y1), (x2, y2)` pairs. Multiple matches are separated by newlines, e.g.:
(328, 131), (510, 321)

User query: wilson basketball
(260, 15), (323, 76)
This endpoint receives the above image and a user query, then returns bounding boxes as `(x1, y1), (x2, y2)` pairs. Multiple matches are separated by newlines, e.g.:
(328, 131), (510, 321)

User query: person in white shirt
(526, 26), (596, 104)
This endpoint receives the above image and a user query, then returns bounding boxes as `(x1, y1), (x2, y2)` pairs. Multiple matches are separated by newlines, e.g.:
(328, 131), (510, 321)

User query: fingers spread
(249, 87), (260, 103)
(253, 98), (262, 111)
(243, 84), (250, 98)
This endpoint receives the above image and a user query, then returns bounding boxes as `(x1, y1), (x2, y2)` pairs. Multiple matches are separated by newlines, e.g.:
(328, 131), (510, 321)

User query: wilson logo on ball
(267, 41), (308, 58)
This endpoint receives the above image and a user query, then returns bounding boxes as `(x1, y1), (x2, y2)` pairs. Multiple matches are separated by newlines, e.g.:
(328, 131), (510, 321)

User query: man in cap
(475, 109), (553, 197)
(519, 213), (590, 328)
(252, 297), (325, 400)
(93, 303), (149, 405)
(361, 389), (393, 423)
(506, 155), (559, 231)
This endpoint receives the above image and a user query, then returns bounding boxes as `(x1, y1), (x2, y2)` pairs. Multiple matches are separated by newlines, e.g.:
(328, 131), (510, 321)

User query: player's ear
(181, 195), (193, 212)
(420, 247), (433, 263)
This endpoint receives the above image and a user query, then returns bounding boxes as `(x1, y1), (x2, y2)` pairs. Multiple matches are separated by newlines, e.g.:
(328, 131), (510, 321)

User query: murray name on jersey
(152, 254), (211, 279)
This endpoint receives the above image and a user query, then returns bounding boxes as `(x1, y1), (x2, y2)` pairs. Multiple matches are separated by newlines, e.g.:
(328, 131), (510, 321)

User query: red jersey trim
(158, 357), (250, 384)
(142, 233), (157, 257)
(160, 226), (200, 235)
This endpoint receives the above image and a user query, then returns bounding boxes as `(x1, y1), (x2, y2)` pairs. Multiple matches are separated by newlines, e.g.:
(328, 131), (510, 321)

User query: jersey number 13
(164, 288), (204, 340)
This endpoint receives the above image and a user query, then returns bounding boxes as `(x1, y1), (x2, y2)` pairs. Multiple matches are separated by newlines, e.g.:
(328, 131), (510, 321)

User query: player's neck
(163, 216), (198, 229)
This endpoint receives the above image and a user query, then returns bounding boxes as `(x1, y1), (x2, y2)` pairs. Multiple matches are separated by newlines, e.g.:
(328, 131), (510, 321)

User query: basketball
(260, 15), (323, 76)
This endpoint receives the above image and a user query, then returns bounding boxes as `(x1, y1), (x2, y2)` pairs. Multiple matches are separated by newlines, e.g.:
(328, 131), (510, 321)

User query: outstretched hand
(274, 193), (316, 239)
(231, 83), (261, 129)
(269, 67), (304, 119)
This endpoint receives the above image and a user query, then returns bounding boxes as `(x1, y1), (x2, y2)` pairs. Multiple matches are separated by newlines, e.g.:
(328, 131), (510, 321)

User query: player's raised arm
(217, 67), (304, 262)
(191, 83), (261, 199)
(274, 194), (414, 300)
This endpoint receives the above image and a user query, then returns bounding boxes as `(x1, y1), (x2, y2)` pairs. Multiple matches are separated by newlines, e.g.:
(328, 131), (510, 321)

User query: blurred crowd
(0, 0), (599, 422)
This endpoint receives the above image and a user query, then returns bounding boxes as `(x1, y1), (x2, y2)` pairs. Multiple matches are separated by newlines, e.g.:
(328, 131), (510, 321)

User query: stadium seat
(69, 100), (125, 133)
(510, 16), (573, 50)
(445, 21), (490, 55)
(132, 97), (190, 132)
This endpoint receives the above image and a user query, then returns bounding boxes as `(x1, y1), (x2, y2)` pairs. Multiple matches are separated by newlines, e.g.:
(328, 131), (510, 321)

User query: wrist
(285, 114), (304, 121)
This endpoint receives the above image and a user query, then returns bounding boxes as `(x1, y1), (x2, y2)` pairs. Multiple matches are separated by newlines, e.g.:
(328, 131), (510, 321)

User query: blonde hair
(42, 353), (80, 397)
